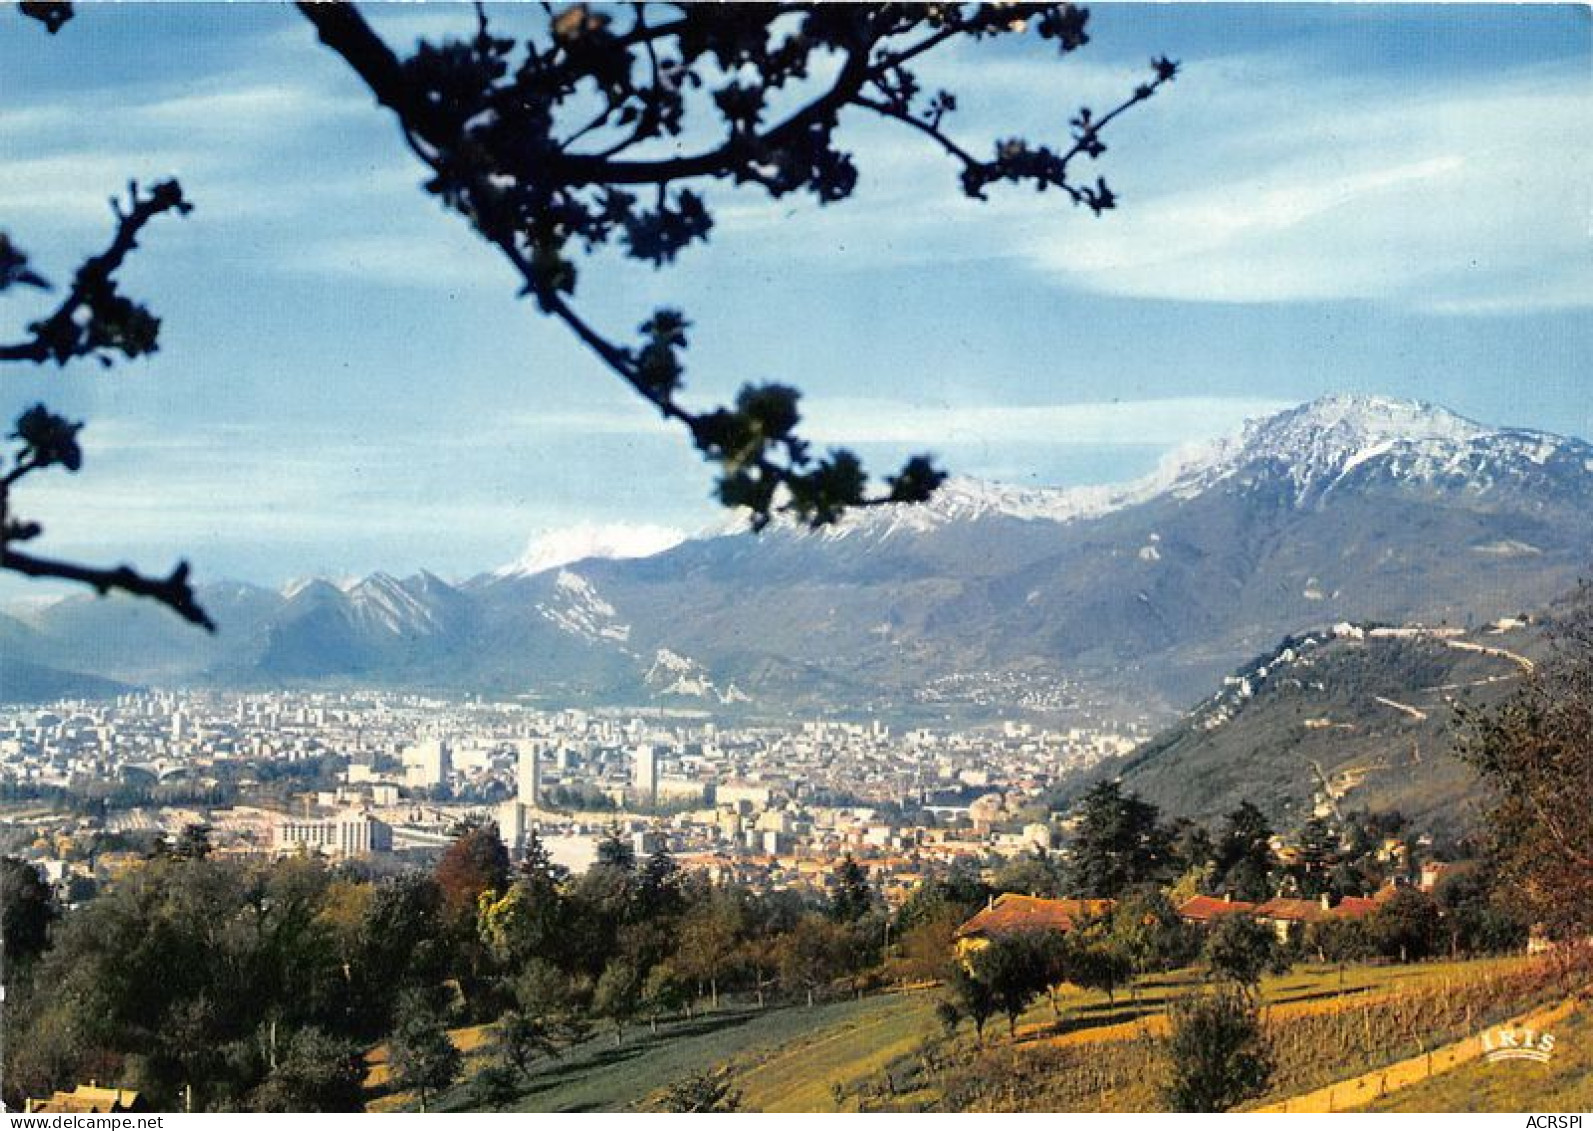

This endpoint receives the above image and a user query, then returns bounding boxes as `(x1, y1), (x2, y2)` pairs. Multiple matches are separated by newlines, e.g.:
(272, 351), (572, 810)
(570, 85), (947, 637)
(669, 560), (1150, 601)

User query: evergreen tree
(829, 855), (874, 923)
(1066, 781), (1170, 897)
(388, 991), (462, 1113)
(636, 843), (684, 921)
(0, 857), (57, 970)
(1291, 816), (1339, 898)
(516, 827), (570, 888)
(171, 823), (213, 860)
(1215, 802), (1275, 900)
(595, 824), (637, 872)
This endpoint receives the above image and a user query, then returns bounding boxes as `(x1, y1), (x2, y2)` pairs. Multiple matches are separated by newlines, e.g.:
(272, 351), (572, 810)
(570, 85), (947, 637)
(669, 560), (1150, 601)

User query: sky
(1, 2), (1588, 594)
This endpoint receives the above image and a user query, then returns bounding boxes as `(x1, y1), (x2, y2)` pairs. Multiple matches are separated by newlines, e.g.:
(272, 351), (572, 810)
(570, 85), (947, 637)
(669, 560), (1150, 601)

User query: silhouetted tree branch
(0, 179), (191, 366)
(2, 1), (1173, 628)
(1, 21), (209, 629)
(0, 404), (214, 631)
(18, 0), (71, 34)
(301, 1), (1176, 529)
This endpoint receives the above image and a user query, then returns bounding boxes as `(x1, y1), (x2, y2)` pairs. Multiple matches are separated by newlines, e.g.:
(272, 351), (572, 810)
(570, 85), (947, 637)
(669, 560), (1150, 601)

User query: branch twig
(0, 180), (191, 366)
(1, 548), (214, 631)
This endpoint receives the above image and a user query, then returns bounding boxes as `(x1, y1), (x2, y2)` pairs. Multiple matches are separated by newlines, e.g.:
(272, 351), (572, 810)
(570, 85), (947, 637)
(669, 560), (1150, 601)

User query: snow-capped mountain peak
(1163, 393), (1589, 504)
(755, 393), (1589, 540)
(1231, 394), (1485, 470)
(343, 571), (462, 636)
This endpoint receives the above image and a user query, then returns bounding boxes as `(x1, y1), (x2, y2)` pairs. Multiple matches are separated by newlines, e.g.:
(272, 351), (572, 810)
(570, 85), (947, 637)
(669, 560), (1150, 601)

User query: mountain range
(4, 394), (1591, 727)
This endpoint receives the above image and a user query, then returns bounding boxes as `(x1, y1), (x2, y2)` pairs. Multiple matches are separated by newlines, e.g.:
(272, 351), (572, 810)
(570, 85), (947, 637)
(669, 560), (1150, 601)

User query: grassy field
(424, 992), (935, 1112)
(734, 990), (940, 1111)
(377, 952), (1563, 1112)
(1365, 996), (1593, 1112)
(929, 952), (1582, 1113)
(1010, 953), (1537, 1049)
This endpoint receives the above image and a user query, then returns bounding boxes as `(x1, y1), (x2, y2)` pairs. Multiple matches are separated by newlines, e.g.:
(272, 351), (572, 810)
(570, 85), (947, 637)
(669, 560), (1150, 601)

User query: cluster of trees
(0, 820), (889, 1112)
(1013, 782), (1476, 912)
(928, 818), (1528, 1063)
(939, 891), (1199, 1044)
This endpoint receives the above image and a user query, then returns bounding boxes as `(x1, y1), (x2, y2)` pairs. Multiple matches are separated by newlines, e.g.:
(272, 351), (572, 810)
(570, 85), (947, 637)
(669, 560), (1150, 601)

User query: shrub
(1161, 988), (1273, 1112)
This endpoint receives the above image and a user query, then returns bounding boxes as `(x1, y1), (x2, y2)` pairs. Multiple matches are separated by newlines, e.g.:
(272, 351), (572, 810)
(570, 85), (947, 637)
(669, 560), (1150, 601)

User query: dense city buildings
(0, 689), (1147, 899)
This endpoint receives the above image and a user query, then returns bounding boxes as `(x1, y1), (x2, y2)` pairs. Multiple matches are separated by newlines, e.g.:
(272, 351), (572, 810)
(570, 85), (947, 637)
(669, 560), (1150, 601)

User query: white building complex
(274, 809), (393, 858)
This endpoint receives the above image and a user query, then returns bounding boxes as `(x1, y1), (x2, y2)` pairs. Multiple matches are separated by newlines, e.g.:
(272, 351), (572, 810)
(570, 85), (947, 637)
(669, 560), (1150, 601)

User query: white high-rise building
(402, 737), (451, 789)
(516, 739), (543, 807)
(633, 743), (659, 805)
(498, 799), (529, 857)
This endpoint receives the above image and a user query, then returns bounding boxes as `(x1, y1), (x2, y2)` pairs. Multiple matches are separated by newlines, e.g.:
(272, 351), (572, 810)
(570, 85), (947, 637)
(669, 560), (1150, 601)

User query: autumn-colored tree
(435, 820), (511, 925)
(673, 893), (743, 1009)
(1458, 586), (1593, 941)
(775, 914), (853, 1007)
(888, 907), (963, 987)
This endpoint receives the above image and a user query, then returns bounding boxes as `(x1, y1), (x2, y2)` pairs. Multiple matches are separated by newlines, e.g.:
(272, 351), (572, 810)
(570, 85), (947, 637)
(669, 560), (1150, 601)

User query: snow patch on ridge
(535, 569), (632, 643)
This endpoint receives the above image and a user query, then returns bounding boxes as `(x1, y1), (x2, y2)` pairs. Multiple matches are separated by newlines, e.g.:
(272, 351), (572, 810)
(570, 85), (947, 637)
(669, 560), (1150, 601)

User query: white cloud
(1026, 74), (1590, 310)
(713, 55), (1591, 314)
(497, 523), (689, 578)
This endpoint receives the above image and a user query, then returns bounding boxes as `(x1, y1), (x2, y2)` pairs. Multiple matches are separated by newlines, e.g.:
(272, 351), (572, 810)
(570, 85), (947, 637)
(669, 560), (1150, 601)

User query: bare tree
(301, 3), (1175, 530)
(4, 2), (1175, 626)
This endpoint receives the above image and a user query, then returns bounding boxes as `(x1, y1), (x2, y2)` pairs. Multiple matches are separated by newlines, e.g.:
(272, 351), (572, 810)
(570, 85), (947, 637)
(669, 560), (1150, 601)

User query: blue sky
(1, 2), (1588, 592)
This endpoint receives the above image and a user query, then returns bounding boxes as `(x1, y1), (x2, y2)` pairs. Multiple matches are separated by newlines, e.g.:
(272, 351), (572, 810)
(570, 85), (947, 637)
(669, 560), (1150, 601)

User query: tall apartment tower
(633, 743), (659, 806)
(516, 739), (543, 807)
(403, 737), (451, 789)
